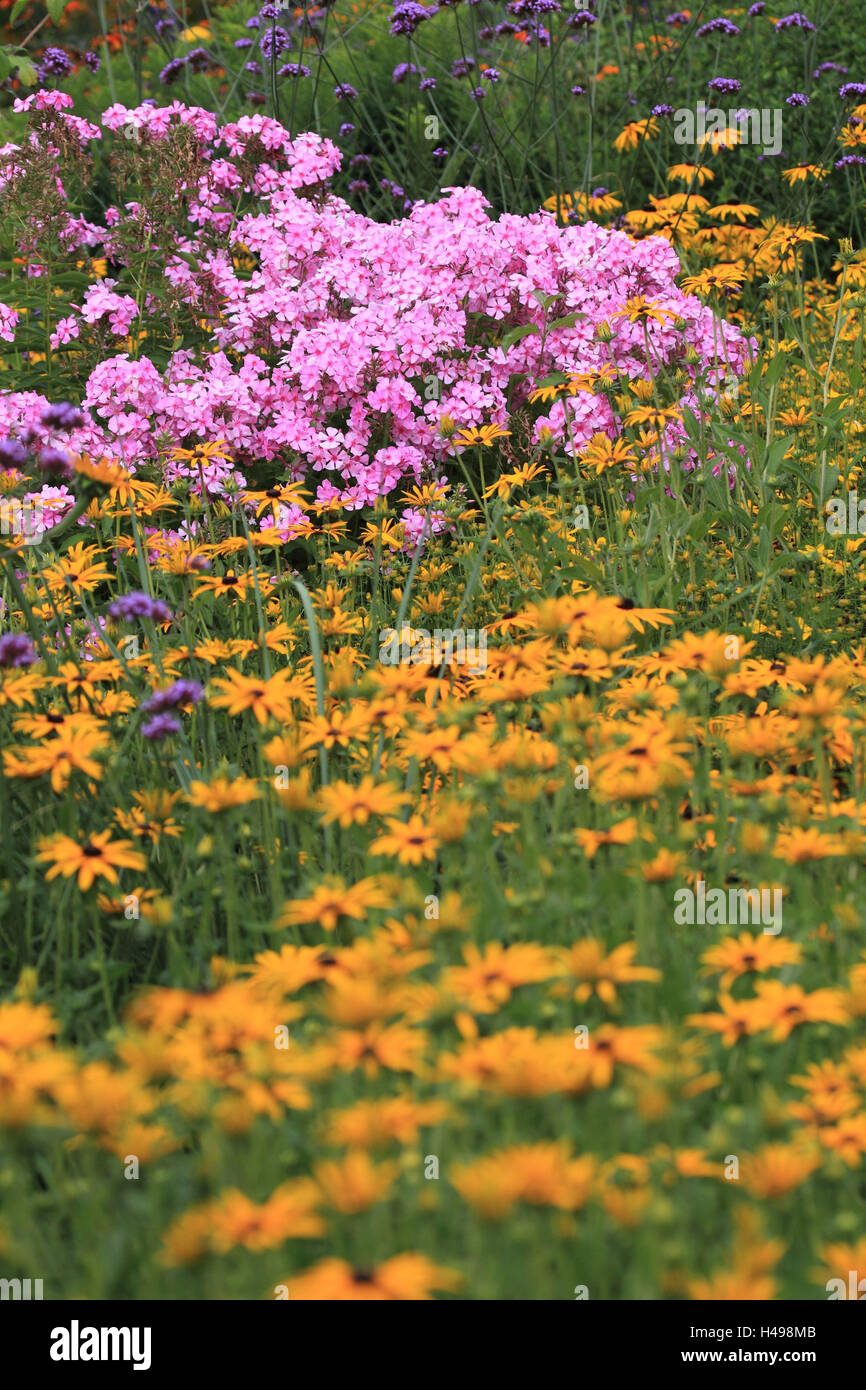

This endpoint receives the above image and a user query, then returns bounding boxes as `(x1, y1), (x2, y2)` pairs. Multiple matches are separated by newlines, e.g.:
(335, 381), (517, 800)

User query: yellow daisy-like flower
(370, 815), (441, 865)
(36, 830), (146, 892)
(186, 775), (261, 812)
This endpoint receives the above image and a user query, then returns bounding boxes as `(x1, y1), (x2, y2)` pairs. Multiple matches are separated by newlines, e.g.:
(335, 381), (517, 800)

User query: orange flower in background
(614, 117), (661, 151)
(814, 1238), (866, 1295)
(334, 1022), (428, 1078)
(451, 424), (511, 449)
(323, 1095), (451, 1149)
(559, 939), (660, 1005)
(278, 876), (392, 931)
(689, 1209), (784, 1300)
(741, 1144), (820, 1199)
(209, 668), (306, 722)
(452, 1142), (595, 1220)
(575, 816), (643, 858)
(36, 830), (146, 891)
(640, 848), (683, 881)
(0, 1000), (57, 1051)
(161, 1181), (324, 1264)
(680, 264), (746, 297)
(700, 933), (802, 991)
(313, 1150), (398, 1213)
(42, 541), (112, 596)
(442, 941), (558, 1013)
(317, 775), (409, 826)
(301, 706), (369, 749)
(817, 1112), (866, 1167)
(578, 433), (637, 475)
(283, 1252), (462, 1300)
(772, 827), (849, 862)
(370, 815), (440, 864)
(3, 724), (109, 792)
(438, 1027), (594, 1097)
(782, 164), (827, 185)
(688, 992), (771, 1046)
(610, 295), (675, 326)
(753, 981), (849, 1041)
(596, 1154), (652, 1227)
(450, 1150), (524, 1220)
(186, 775), (261, 811)
(586, 1024), (664, 1088)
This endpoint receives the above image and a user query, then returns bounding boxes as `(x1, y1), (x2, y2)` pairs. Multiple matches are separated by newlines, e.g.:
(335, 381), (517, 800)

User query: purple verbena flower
(36, 447), (73, 478)
(507, 0), (560, 14)
(108, 592), (172, 624)
(0, 632), (37, 668)
(260, 27), (291, 60)
(38, 48), (72, 79)
(696, 18), (740, 36)
(41, 402), (85, 431)
(141, 679), (204, 714)
(186, 48), (213, 73)
(141, 713), (182, 741)
(0, 438), (28, 469)
(390, 2), (436, 36)
(775, 12), (816, 31)
(159, 58), (186, 86)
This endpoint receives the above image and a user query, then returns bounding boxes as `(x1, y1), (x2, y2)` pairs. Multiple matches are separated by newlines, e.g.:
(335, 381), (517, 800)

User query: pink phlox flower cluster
(0, 302), (19, 342)
(80, 280), (140, 336)
(0, 103), (758, 537)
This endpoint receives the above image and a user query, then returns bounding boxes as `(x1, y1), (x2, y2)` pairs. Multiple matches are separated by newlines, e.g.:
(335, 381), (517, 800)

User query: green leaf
(684, 513), (716, 542)
(568, 555), (605, 584)
(547, 311), (586, 332)
(15, 59), (39, 86)
(762, 352), (788, 388)
(500, 322), (540, 348)
(46, 0), (68, 25)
